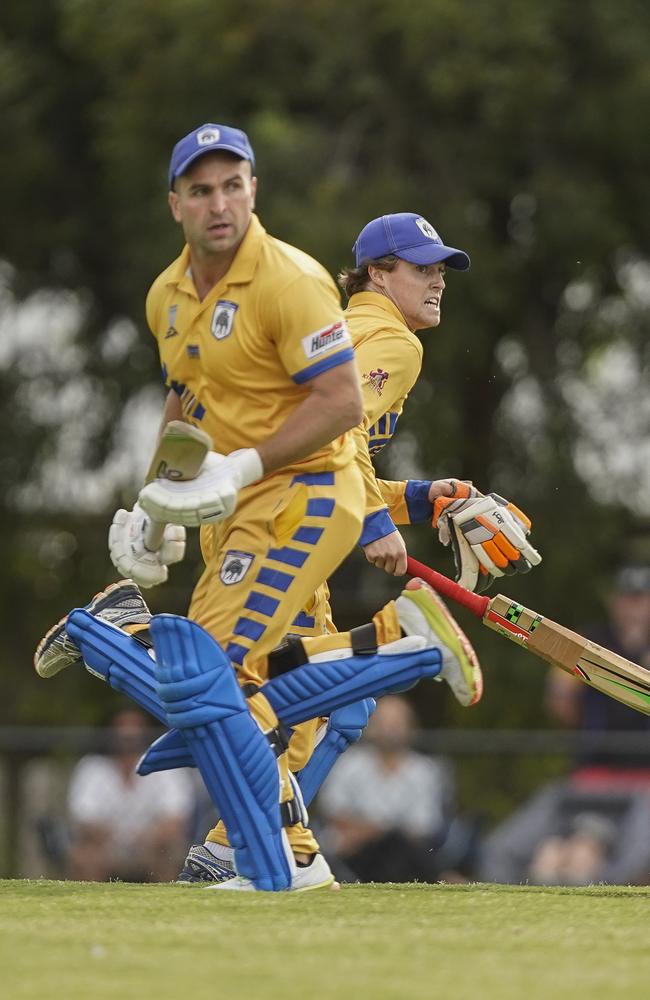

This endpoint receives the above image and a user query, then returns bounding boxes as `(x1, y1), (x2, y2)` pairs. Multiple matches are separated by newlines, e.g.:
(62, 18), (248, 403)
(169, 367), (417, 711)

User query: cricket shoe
(175, 844), (235, 885)
(395, 578), (483, 706)
(205, 853), (338, 893)
(33, 580), (152, 678)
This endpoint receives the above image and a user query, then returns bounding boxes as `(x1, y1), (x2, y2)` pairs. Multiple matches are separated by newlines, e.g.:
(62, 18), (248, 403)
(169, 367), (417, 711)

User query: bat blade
(406, 556), (650, 717)
(144, 420), (213, 485)
(143, 421), (213, 550)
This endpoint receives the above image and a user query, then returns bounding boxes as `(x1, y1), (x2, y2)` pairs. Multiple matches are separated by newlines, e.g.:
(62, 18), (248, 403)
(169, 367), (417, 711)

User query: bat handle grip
(144, 518), (166, 552)
(406, 556), (489, 619)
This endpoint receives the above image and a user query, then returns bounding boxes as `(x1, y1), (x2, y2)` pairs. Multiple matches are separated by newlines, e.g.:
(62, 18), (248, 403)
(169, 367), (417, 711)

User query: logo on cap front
(197, 126), (221, 146)
(415, 218), (440, 241)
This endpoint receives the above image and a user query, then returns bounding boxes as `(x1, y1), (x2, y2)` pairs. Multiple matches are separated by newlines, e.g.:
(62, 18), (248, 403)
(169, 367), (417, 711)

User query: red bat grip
(406, 557), (489, 619)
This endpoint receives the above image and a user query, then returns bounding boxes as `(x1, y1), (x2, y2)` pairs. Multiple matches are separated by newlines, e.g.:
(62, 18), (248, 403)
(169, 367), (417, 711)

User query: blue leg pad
(262, 647), (441, 728)
(150, 614), (292, 892)
(297, 698), (376, 807)
(67, 609), (167, 724)
(137, 728), (191, 775)
(137, 648), (441, 776)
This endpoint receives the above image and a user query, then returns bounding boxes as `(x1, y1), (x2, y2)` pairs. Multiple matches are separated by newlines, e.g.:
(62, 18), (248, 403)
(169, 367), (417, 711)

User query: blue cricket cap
(168, 123), (255, 189)
(353, 213), (470, 270)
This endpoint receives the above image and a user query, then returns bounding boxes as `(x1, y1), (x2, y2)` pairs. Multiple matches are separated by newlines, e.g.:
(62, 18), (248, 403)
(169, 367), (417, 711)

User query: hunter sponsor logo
(301, 320), (351, 360)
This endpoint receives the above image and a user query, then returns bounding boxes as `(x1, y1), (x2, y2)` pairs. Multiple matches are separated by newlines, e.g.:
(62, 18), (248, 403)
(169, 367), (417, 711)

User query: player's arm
(256, 360), (362, 472)
(138, 273), (363, 528)
(353, 425), (407, 576)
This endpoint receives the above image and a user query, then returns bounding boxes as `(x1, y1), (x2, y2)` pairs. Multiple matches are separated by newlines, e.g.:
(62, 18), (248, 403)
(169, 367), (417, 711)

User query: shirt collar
(346, 290), (408, 328)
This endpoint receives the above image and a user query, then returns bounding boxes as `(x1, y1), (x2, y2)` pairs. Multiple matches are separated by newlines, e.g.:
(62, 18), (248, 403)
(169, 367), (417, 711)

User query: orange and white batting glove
(432, 485), (542, 593)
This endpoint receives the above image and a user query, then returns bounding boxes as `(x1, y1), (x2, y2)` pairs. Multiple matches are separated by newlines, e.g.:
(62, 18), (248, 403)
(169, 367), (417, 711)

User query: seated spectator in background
(545, 562), (650, 778)
(67, 709), (195, 882)
(479, 779), (650, 885)
(480, 562), (650, 887)
(317, 695), (455, 883)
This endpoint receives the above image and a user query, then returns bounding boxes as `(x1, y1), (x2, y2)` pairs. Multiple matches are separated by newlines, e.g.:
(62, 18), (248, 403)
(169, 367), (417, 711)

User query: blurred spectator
(480, 563), (650, 886)
(66, 709), (196, 882)
(317, 695), (455, 883)
(545, 562), (650, 773)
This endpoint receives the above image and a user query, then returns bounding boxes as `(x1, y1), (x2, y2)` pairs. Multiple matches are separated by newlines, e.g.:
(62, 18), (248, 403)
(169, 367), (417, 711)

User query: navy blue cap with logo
(353, 213), (470, 270)
(168, 123), (256, 189)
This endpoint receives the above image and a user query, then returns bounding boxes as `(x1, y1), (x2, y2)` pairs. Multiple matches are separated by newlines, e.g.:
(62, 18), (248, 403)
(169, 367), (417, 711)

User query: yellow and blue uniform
(146, 214), (366, 852)
(286, 290), (438, 771)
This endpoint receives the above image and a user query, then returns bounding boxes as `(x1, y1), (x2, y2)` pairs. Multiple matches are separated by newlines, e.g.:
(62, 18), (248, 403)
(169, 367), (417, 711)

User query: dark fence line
(1, 725), (649, 756)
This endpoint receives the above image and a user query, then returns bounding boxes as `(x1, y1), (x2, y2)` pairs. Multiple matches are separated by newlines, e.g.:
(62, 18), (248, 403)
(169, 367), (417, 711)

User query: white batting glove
(448, 494), (542, 592)
(108, 504), (186, 589)
(138, 449), (264, 527)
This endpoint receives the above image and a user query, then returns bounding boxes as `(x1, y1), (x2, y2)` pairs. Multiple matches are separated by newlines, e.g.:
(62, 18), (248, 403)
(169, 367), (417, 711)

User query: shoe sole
(401, 582), (483, 706)
(293, 876), (339, 893)
(34, 580), (146, 679)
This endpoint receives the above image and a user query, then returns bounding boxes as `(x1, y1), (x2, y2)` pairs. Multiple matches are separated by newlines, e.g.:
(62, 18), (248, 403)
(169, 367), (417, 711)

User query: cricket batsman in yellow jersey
(35, 128), (485, 892)
(281, 214), (542, 782)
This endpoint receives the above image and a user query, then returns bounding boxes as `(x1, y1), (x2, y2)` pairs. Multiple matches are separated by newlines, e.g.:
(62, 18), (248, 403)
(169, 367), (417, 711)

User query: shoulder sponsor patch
(301, 320), (351, 360)
(211, 300), (238, 340)
(220, 550), (254, 585)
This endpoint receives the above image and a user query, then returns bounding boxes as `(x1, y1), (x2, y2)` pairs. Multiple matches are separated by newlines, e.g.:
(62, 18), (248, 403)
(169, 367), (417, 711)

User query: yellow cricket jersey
(146, 214), (356, 471)
(345, 291), (435, 541)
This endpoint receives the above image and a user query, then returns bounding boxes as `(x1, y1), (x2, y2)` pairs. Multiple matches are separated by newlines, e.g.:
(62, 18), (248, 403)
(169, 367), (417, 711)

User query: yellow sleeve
(355, 331), (422, 426)
(351, 425), (399, 546)
(378, 478), (436, 525)
(270, 271), (355, 384)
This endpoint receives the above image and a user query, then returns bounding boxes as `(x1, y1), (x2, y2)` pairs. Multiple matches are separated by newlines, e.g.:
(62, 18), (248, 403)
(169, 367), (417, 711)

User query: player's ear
(168, 190), (181, 222)
(367, 264), (386, 288)
(250, 175), (257, 209)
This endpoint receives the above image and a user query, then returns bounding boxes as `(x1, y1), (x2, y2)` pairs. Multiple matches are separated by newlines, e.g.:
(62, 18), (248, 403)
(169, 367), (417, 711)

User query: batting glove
(433, 486), (542, 593)
(109, 503), (186, 589)
(138, 449), (264, 527)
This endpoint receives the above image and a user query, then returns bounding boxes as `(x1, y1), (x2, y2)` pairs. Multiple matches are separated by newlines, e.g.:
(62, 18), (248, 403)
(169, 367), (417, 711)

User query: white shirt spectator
(67, 755), (195, 857)
(319, 745), (449, 838)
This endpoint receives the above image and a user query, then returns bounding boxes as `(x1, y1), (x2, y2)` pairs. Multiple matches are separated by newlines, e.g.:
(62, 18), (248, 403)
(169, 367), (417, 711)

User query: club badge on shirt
(220, 550), (254, 585)
(363, 367), (390, 395)
(211, 300), (239, 340)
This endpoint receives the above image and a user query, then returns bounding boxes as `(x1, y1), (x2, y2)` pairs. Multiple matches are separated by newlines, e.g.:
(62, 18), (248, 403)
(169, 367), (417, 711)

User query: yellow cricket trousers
(189, 462), (364, 855)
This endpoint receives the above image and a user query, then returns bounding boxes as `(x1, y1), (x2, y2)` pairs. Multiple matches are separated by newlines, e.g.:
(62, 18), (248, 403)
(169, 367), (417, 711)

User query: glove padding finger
(432, 482), (482, 547)
(108, 505), (186, 589)
(448, 493), (542, 590)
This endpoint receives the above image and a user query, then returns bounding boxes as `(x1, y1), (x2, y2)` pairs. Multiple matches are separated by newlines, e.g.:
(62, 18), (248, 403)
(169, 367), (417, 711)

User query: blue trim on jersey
(291, 472), (335, 486)
(291, 347), (355, 385)
(233, 617), (266, 643)
(225, 641), (249, 665)
(358, 508), (397, 546)
(193, 403), (206, 421)
(306, 498), (335, 518)
(256, 567), (294, 592)
(293, 526), (324, 545)
(291, 611), (316, 629)
(267, 546), (309, 569)
(244, 592), (280, 618)
(405, 480), (434, 523)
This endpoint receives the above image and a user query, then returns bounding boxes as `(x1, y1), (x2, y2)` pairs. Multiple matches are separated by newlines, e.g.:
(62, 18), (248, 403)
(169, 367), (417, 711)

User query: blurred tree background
(1, 0), (649, 810)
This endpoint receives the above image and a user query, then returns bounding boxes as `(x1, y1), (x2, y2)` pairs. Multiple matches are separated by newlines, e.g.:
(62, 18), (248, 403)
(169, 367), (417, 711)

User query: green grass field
(2, 880), (649, 1000)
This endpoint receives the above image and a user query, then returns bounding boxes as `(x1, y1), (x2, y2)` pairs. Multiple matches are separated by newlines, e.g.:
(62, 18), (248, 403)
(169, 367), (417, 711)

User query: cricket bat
(406, 556), (650, 716)
(143, 420), (213, 550)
